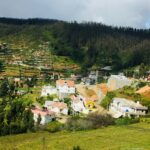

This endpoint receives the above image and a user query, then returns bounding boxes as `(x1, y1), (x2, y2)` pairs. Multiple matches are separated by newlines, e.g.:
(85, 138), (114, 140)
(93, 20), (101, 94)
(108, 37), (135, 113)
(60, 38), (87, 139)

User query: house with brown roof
(56, 79), (76, 99)
(45, 101), (68, 115)
(31, 108), (55, 125)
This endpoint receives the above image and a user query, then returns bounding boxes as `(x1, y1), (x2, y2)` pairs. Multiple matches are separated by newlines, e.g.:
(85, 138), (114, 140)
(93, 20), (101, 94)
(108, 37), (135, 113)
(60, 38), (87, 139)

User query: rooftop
(113, 97), (147, 110)
(31, 108), (55, 116)
(45, 101), (67, 109)
(56, 79), (75, 87)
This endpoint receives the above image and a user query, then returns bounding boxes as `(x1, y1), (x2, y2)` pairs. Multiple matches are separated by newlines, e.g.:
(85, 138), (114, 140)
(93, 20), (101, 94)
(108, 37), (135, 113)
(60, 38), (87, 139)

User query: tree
(26, 76), (38, 89)
(37, 114), (42, 126)
(0, 78), (9, 97)
(0, 79), (34, 136)
(139, 63), (147, 78)
(22, 109), (34, 131)
(0, 61), (4, 72)
(101, 92), (116, 109)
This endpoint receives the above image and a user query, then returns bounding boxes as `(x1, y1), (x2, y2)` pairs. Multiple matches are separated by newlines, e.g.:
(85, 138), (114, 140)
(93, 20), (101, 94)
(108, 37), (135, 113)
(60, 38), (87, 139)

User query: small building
(88, 70), (99, 83)
(109, 97), (148, 118)
(81, 77), (92, 85)
(31, 108), (55, 125)
(56, 79), (75, 99)
(107, 75), (133, 91)
(83, 95), (98, 109)
(70, 95), (89, 114)
(75, 84), (98, 109)
(41, 86), (57, 97)
(45, 101), (68, 115)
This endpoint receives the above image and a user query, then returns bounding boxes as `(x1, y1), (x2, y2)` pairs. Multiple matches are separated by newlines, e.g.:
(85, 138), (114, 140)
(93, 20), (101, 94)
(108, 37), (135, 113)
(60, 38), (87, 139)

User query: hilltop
(0, 18), (150, 71)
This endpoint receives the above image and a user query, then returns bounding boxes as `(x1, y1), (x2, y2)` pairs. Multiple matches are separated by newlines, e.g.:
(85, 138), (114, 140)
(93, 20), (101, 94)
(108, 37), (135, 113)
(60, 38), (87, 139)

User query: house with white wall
(41, 86), (57, 97)
(45, 101), (68, 115)
(31, 108), (55, 125)
(70, 95), (89, 114)
(109, 97), (148, 118)
(56, 79), (75, 99)
(107, 75), (133, 91)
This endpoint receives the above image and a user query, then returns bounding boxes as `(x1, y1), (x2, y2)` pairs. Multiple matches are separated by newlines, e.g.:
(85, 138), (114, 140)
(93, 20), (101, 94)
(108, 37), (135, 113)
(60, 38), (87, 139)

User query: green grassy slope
(0, 123), (150, 150)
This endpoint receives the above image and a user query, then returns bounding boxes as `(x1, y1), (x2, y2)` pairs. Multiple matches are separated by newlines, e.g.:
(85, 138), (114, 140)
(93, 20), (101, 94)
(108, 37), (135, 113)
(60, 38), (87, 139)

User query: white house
(41, 86), (57, 97)
(31, 108), (55, 125)
(45, 101), (68, 115)
(88, 70), (99, 83)
(109, 97), (148, 118)
(56, 79), (75, 99)
(70, 95), (89, 114)
(107, 75), (133, 91)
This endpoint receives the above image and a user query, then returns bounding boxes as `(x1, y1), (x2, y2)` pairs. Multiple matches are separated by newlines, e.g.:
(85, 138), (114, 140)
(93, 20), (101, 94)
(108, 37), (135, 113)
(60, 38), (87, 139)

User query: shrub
(87, 112), (115, 128)
(66, 113), (114, 131)
(65, 117), (92, 131)
(73, 146), (81, 150)
(137, 82), (147, 89)
(140, 117), (150, 123)
(44, 121), (63, 133)
(36, 97), (46, 105)
(115, 117), (139, 126)
(101, 92), (116, 109)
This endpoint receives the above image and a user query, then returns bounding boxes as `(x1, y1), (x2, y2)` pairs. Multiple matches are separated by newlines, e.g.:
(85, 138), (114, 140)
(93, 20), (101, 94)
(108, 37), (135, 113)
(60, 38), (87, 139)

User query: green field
(0, 123), (150, 150)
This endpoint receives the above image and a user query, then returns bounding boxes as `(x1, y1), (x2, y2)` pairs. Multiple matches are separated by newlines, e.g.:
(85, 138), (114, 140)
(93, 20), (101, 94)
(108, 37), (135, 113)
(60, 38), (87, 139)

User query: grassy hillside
(0, 123), (150, 150)
(0, 18), (150, 71)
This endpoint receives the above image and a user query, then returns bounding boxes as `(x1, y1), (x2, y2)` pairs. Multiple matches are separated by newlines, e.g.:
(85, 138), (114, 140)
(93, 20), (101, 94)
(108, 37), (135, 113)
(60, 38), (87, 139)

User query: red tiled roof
(56, 80), (75, 87)
(31, 108), (55, 116)
(51, 102), (67, 109)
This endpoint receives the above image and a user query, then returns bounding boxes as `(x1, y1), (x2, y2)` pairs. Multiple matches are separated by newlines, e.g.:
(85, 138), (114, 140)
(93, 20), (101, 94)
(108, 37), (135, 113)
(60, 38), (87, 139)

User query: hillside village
(31, 74), (150, 125)
(1, 0), (150, 148)
(0, 43), (150, 126)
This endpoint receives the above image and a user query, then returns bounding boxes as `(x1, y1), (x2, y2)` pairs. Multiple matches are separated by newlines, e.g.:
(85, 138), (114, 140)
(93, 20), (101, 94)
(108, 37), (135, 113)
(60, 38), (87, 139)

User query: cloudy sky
(0, 0), (150, 29)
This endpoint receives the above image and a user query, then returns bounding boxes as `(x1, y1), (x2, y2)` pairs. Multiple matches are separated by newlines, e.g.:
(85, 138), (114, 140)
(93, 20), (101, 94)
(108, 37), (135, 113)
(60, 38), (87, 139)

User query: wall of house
(107, 76), (132, 91)
(33, 114), (53, 125)
(41, 86), (57, 97)
(57, 84), (75, 93)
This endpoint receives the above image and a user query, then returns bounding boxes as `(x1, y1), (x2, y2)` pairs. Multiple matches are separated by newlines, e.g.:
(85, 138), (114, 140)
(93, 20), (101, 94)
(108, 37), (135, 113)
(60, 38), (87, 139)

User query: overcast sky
(0, 0), (150, 29)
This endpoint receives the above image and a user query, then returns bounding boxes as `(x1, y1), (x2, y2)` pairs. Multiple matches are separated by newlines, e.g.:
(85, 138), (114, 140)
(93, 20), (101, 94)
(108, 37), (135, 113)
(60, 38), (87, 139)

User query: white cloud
(0, 0), (150, 28)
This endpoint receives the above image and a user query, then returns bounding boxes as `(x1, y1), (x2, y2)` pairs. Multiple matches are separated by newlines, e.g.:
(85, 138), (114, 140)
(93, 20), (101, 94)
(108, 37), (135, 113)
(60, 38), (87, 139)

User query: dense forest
(0, 18), (150, 70)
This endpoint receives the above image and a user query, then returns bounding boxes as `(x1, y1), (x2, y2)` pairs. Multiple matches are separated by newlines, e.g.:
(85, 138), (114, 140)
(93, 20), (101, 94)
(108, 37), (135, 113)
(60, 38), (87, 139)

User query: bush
(73, 146), (81, 150)
(66, 117), (93, 131)
(44, 121), (63, 133)
(36, 97), (46, 105)
(140, 117), (150, 123)
(115, 117), (140, 126)
(66, 113), (114, 131)
(137, 82), (147, 89)
(101, 92), (116, 109)
(87, 112), (115, 128)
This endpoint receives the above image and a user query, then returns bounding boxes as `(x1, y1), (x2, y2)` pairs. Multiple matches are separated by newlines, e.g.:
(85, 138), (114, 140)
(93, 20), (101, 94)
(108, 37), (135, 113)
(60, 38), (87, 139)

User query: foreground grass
(0, 123), (150, 150)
